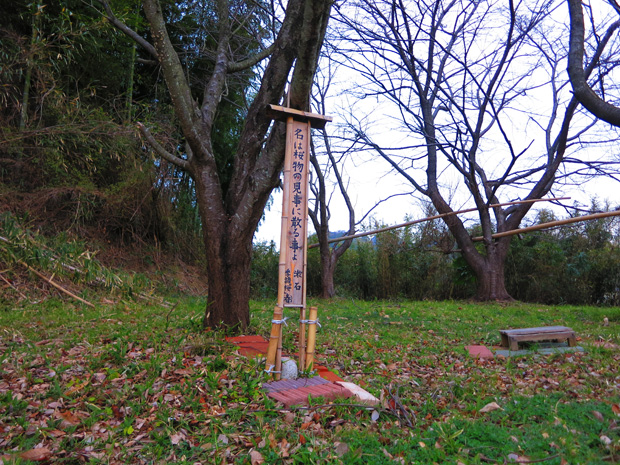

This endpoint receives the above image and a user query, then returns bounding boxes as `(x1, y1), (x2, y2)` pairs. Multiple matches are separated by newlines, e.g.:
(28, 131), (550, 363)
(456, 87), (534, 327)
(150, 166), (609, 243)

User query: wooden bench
(499, 326), (576, 351)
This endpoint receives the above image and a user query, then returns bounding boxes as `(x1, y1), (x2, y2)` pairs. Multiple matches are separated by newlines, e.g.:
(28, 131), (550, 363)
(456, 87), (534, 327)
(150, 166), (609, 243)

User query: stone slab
(494, 345), (584, 357)
(335, 381), (379, 405)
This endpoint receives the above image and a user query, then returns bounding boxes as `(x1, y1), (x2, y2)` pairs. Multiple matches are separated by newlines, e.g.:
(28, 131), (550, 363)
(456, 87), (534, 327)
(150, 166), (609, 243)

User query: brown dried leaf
(334, 441), (349, 457)
(250, 450), (264, 465)
(56, 410), (81, 427)
(479, 402), (502, 413)
(170, 432), (184, 445)
(19, 447), (53, 462)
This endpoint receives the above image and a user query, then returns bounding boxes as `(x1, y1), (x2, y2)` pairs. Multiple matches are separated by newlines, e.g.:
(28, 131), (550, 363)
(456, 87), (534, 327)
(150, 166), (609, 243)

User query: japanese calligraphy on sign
(279, 119), (310, 307)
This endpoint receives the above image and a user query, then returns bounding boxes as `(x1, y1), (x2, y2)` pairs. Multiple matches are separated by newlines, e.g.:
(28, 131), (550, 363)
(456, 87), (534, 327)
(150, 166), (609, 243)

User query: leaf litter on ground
(1, 298), (620, 463)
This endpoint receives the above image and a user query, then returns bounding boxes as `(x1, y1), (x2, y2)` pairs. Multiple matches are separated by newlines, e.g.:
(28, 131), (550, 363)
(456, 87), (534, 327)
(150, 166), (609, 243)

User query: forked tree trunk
(202, 229), (252, 329)
(472, 253), (513, 301)
(464, 240), (513, 301)
(319, 253), (337, 298)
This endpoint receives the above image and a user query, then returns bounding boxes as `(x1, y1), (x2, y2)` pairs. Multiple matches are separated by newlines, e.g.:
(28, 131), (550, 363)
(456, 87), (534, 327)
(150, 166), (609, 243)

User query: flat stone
(465, 345), (495, 359)
(335, 381), (379, 405)
(494, 346), (584, 357)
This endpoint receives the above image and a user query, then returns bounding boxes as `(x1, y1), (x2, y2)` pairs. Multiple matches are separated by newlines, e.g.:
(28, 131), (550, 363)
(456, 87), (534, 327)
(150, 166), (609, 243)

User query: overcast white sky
(254, 0), (620, 245)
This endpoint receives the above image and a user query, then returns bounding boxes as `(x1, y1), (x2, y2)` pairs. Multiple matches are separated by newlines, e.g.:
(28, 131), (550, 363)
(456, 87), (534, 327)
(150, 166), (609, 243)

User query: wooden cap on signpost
(266, 104), (333, 129)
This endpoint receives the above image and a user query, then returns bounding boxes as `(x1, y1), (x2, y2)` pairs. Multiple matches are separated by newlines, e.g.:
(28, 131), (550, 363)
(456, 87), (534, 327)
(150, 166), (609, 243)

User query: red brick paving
(267, 382), (352, 408)
(225, 335), (269, 357)
(465, 345), (495, 359)
(226, 335), (353, 406)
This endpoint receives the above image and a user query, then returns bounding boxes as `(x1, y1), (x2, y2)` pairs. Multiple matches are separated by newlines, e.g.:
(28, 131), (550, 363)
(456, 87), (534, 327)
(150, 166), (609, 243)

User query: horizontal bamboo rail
(472, 209), (620, 242)
(308, 197), (569, 249)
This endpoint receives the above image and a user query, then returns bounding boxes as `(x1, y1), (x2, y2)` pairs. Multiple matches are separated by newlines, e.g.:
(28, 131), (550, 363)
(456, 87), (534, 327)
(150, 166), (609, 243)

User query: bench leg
(567, 334), (577, 347)
(509, 338), (519, 351)
(500, 333), (509, 348)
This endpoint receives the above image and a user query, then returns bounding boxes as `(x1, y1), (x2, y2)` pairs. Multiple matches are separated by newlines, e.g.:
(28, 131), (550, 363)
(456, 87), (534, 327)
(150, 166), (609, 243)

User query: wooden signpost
(265, 104), (332, 379)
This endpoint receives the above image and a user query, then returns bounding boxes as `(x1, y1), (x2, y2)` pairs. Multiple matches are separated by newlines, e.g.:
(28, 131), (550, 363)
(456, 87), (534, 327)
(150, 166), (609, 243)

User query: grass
(1, 297), (620, 464)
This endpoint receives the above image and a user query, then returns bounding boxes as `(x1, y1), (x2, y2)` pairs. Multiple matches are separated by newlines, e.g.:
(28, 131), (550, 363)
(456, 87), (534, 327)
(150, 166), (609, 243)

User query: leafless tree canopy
(331, 0), (620, 300)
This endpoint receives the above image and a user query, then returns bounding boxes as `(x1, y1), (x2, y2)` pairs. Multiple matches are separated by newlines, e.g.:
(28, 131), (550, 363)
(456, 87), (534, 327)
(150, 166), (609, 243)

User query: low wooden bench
(499, 326), (576, 351)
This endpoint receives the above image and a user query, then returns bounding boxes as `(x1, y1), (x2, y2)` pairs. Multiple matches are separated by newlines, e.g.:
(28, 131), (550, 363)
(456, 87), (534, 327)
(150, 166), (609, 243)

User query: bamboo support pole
(276, 329), (283, 380)
(299, 307), (306, 369)
(305, 306), (318, 370)
(471, 209), (620, 242)
(265, 306), (284, 378)
(308, 197), (570, 249)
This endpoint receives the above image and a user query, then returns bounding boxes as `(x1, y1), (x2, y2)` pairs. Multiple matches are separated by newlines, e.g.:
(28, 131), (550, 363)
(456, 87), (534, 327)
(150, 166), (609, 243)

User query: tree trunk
(202, 228), (252, 329)
(464, 240), (513, 301)
(319, 252), (336, 298)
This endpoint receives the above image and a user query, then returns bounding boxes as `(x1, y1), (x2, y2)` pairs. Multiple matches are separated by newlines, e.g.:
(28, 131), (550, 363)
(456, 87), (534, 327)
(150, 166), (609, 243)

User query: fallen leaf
(19, 447), (52, 462)
(507, 453), (531, 463)
(56, 410), (81, 427)
(170, 432), (184, 445)
(592, 410), (605, 422)
(479, 402), (503, 413)
(283, 411), (295, 424)
(218, 433), (229, 445)
(612, 404), (620, 416)
(371, 410), (380, 422)
(600, 435), (612, 445)
(278, 438), (290, 458)
(250, 450), (264, 465)
(334, 441), (349, 456)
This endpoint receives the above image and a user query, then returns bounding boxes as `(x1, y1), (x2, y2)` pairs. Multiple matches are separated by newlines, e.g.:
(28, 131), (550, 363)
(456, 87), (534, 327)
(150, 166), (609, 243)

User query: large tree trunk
(319, 253), (337, 299)
(202, 227), (253, 329)
(467, 244), (513, 301)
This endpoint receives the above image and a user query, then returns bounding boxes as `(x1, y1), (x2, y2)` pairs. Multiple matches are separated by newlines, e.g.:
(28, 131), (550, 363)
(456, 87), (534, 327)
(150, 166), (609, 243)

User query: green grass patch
(1, 298), (619, 463)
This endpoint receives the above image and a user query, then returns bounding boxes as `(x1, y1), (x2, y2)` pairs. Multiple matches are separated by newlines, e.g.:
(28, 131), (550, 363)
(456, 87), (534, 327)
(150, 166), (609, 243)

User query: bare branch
(228, 43), (276, 72)
(91, 0), (158, 59)
(137, 123), (190, 170)
(567, 0), (620, 126)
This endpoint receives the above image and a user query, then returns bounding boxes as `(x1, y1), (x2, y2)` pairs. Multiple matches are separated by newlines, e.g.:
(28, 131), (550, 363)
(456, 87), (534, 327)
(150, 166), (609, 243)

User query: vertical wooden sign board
(265, 104), (332, 379)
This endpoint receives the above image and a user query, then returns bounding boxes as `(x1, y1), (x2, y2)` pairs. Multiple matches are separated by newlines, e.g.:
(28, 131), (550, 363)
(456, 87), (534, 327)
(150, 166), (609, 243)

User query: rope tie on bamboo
(264, 365), (281, 374)
(300, 318), (321, 327)
(271, 316), (289, 326)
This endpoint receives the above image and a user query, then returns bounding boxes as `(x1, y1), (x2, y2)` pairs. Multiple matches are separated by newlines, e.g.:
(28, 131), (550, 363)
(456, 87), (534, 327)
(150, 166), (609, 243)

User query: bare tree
(335, 0), (620, 300)
(96, 0), (332, 329)
(306, 57), (356, 298)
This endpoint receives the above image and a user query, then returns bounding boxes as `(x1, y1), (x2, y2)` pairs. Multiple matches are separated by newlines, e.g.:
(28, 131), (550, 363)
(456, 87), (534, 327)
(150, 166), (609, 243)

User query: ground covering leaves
(1, 298), (620, 464)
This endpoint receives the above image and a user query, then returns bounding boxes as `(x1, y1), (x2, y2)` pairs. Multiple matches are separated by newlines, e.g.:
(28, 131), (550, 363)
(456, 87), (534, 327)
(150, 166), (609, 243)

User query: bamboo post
(265, 306), (284, 379)
(305, 306), (318, 370)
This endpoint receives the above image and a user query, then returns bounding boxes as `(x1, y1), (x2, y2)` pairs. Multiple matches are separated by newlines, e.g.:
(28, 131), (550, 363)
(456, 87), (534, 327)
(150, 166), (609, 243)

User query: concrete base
(494, 345), (584, 357)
